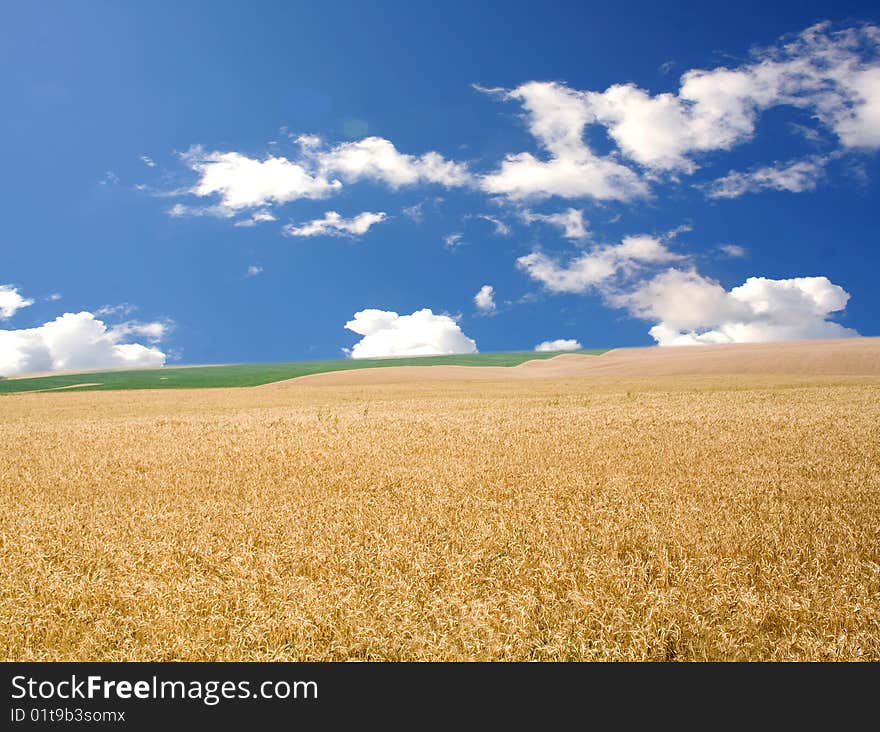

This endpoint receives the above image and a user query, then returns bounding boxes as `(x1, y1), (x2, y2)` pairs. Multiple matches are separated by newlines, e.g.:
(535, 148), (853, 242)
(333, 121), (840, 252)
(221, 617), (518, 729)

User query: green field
(0, 350), (608, 393)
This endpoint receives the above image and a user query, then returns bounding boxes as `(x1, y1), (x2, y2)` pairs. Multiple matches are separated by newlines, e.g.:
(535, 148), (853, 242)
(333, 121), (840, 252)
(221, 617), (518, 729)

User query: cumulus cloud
(344, 308), (477, 358)
(706, 156), (831, 198)
(474, 285), (496, 313)
(521, 208), (588, 239)
(614, 269), (858, 345)
(246, 265), (263, 277)
(175, 137), (468, 223)
(479, 81), (648, 201)
(517, 234), (684, 293)
(831, 65), (880, 148)
(283, 211), (387, 238)
(0, 285), (34, 319)
(0, 311), (168, 376)
(181, 146), (341, 211)
(535, 338), (582, 351)
(589, 23), (880, 170)
(519, 225), (856, 346)
(315, 137), (471, 188)
(159, 22), (879, 231)
(480, 23), (880, 200)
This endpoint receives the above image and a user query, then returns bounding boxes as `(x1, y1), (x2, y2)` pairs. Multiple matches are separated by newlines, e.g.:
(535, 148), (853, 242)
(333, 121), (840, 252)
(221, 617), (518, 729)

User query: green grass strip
(0, 349), (608, 393)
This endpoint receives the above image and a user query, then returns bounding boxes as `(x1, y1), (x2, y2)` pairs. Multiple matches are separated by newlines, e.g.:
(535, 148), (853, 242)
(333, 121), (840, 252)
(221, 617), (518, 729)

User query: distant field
(0, 350), (607, 393)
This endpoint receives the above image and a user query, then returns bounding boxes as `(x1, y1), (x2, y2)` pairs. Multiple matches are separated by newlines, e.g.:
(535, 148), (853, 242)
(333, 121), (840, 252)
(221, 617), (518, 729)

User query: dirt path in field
(277, 337), (880, 386)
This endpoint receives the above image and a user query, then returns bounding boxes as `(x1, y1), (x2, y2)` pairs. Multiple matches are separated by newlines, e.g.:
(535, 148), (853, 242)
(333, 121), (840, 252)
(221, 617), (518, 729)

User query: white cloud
(480, 82), (648, 201)
(293, 133), (322, 150)
(283, 210), (387, 238)
(176, 137), (468, 222)
(47, 292), (63, 302)
(517, 234), (684, 293)
(0, 311), (168, 376)
(666, 223), (693, 239)
(0, 285), (34, 319)
(474, 214), (511, 236)
(344, 308), (477, 358)
(315, 136), (471, 188)
(587, 83), (704, 172)
(828, 65), (880, 148)
(95, 303), (137, 318)
(167, 202), (233, 219)
(481, 23), (880, 197)
(474, 285), (496, 313)
(181, 146), (341, 212)
(402, 202), (424, 222)
(158, 23), (879, 232)
(246, 265), (263, 277)
(612, 269), (735, 333)
(521, 207), (588, 239)
(585, 23), (880, 171)
(706, 156), (831, 198)
(108, 320), (170, 343)
(535, 339), (582, 351)
(614, 269), (858, 345)
(518, 224), (857, 346)
(140, 155), (156, 168)
(402, 196), (445, 223)
(719, 244), (747, 258)
(482, 145), (647, 201)
(443, 232), (463, 249)
(234, 209), (277, 227)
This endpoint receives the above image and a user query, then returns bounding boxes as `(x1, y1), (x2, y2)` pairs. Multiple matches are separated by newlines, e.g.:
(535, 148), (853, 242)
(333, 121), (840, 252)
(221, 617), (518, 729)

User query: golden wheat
(1, 374), (879, 661)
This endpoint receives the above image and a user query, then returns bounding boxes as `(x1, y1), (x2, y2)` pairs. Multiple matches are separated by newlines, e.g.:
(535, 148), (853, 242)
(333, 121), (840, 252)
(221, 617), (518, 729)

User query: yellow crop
(2, 374), (878, 660)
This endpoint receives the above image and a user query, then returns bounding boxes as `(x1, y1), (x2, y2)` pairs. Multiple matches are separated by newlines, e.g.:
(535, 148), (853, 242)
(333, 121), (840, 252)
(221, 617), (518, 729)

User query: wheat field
(2, 372), (879, 661)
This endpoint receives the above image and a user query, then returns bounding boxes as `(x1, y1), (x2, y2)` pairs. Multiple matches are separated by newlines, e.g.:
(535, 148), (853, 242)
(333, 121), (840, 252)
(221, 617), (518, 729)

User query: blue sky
(1, 1), (879, 371)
